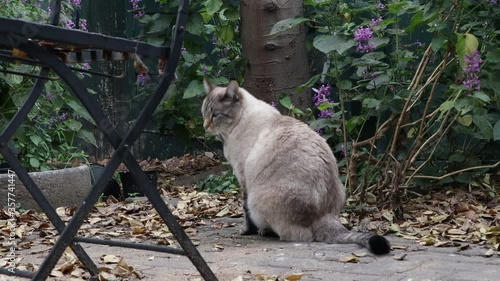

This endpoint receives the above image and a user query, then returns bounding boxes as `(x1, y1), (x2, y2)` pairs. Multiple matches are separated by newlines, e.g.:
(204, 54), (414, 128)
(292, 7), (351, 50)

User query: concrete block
(0, 165), (92, 211)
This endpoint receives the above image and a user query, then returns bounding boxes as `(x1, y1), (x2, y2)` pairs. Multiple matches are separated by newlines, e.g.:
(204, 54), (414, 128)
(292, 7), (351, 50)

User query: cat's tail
(312, 214), (391, 255)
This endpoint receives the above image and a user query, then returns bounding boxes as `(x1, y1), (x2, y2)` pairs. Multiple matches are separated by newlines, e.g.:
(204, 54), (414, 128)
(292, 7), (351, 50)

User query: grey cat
(201, 79), (390, 255)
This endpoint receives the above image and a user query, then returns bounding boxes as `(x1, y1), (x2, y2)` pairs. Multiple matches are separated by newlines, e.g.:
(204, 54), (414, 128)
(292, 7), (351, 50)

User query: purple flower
(271, 102), (277, 109)
(370, 17), (383, 27)
(181, 47), (187, 53)
(79, 19), (88, 31)
(463, 50), (482, 91)
(315, 128), (324, 135)
(416, 40), (422, 47)
(70, 0), (82, 8)
(313, 84), (334, 119)
(354, 26), (376, 53)
(45, 92), (54, 101)
(137, 73), (151, 86)
(340, 144), (347, 157)
(60, 112), (67, 120)
(376, 1), (386, 9)
(202, 64), (207, 74)
(65, 19), (75, 29)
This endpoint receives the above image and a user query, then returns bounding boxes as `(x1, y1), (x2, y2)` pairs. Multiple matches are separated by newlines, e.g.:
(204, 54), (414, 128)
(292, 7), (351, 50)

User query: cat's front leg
(240, 189), (258, 235)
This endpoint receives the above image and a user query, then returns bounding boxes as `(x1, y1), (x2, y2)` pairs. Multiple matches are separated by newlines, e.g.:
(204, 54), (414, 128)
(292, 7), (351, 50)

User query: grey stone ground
(5, 217), (499, 281)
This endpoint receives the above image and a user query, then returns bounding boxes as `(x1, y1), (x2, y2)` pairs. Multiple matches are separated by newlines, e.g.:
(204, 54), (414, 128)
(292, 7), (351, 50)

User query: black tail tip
(368, 235), (391, 255)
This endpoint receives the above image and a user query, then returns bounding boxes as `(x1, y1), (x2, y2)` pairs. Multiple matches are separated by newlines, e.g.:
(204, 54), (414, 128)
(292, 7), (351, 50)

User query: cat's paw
(240, 226), (258, 235)
(258, 228), (279, 238)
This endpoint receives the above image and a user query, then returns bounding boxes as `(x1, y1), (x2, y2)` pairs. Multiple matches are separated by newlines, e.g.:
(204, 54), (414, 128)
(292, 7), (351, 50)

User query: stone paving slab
(3, 217), (499, 281)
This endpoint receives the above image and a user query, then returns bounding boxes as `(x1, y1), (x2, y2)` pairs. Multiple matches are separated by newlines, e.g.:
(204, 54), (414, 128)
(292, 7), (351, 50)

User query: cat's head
(201, 79), (243, 137)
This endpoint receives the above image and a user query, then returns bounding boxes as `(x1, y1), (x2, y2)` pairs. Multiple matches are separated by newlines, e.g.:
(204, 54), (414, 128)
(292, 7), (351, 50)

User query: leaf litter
(1, 154), (499, 280)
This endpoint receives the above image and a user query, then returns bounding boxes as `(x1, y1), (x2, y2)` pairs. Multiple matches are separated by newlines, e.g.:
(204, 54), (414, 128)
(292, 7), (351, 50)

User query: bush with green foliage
(0, 0), (95, 171)
(273, 0), (500, 210)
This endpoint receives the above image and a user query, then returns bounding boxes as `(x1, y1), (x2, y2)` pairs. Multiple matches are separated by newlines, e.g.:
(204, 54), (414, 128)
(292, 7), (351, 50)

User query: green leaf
(486, 49), (500, 63)
(270, 17), (309, 36)
(67, 100), (96, 125)
(456, 33), (479, 68)
(388, 1), (407, 14)
(29, 157), (40, 168)
(439, 100), (455, 112)
(279, 95), (292, 109)
(66, 119), (82, 131)
(77, 129), (97, 147)
(431, 36), (447, 53)
(304, 0), (333, 6)
(29, 135), (43, 146)
(457, 114), (473, 127)
(346, 116), (364, 133)
(339, 80), (352, 90)
(218, 24), (234, 44)
(493, 120), (500, 141)
(313, 35), (356, 55)
(204, 0), (223, 16)
(472, 91), (490, 103)
(183, 80), (204, 99)
(186, 13), (203, 35)
(473, 115), (493, 140)
(5, 74), (23, 86)
(317, 102), (335, 111)
(362, 98), (381, 109)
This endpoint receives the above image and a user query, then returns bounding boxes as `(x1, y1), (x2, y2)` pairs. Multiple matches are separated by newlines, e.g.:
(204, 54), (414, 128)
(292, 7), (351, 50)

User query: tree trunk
(240, 0), (310, 109)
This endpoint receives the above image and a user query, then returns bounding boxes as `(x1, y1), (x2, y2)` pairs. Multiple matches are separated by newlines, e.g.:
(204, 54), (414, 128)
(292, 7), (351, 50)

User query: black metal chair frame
(0, 1), (217, 280)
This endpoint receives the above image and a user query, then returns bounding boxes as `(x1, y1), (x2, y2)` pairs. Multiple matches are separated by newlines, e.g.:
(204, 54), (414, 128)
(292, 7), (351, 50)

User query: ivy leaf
(313, 35), (356, 55)
(456, 33), (479, 68)
(183, 80), (204, 99)
(493, 120), (500, 141)
(270, 17), (309, 36)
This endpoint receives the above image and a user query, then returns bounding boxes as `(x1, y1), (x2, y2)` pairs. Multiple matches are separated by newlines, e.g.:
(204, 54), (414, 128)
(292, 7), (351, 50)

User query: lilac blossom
(376, 1), (386, 9)
(130, 0), (144, 18)
(354, 26), (376, 53)
(340, 144), (347, 157)
(202, 64), (207, 74)
(463, 50), (482, 91)
(313, 84), (334, 119)
(370, 17), (383, 27)
(70, 0), (82, 8)
(65, 19), (75, 29)
(137, 73), (151, 86)
(45, 92), (54, 101)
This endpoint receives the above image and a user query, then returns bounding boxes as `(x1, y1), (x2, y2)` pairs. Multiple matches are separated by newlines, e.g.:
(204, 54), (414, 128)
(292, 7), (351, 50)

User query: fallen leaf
(101, 255), (121, 264)
(284, 273), (304, 280)
(339, 256), (359, 263)
(394, 253), (407, 260)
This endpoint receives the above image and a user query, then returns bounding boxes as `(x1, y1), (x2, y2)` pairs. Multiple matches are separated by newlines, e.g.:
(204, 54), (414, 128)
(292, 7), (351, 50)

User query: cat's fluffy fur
(201, 80), (390, 255)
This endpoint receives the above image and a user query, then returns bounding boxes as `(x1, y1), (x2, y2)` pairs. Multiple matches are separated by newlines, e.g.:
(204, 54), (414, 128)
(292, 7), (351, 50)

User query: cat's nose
(203, 118), (211, 129)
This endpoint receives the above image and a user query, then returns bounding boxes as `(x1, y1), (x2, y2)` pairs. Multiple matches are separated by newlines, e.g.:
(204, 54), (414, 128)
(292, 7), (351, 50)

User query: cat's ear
(226, 80), (241, 101)
(203, 79), (215, 94)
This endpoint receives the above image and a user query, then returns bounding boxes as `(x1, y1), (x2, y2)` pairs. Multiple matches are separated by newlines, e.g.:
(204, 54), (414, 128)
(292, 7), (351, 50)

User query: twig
(409, 161), (500, 181)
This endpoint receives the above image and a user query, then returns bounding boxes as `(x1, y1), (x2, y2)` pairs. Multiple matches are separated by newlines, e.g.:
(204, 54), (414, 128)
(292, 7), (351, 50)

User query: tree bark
(240, 0), (310, 109)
